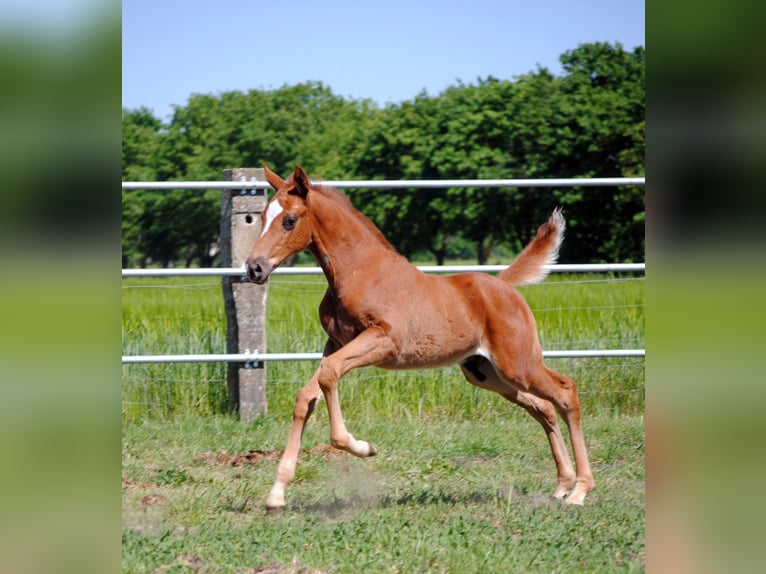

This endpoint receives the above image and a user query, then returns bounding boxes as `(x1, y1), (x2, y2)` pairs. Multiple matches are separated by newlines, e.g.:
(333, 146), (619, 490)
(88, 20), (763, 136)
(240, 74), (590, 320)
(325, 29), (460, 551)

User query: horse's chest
(322, 316), (356, 345)
(319, 300), (365, 345)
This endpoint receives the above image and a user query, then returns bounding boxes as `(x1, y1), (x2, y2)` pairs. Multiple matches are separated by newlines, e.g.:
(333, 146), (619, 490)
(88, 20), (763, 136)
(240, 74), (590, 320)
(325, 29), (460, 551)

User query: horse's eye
(282, 215), (297, 230)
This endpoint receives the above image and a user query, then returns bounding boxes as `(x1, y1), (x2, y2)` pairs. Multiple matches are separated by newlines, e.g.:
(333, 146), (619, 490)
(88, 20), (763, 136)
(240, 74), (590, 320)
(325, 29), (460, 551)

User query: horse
(246, 165), (595, 510)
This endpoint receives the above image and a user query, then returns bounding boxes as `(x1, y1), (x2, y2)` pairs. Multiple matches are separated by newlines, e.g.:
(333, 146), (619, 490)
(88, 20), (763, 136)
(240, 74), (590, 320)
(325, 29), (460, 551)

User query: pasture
(122, 272), (644, 572)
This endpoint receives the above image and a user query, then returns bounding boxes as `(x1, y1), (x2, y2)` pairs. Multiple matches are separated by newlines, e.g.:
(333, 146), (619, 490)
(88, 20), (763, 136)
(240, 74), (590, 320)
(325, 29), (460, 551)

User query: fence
(122, 172), (645, 420)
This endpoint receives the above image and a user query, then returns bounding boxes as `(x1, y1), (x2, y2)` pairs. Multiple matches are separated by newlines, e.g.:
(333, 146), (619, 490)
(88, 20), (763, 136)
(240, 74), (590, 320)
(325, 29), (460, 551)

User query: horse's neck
(308, 194), (395, 291)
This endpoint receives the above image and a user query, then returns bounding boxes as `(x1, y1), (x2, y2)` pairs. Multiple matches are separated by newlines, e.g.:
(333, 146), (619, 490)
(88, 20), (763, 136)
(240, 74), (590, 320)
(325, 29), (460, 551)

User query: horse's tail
(498, 208), (565, 286)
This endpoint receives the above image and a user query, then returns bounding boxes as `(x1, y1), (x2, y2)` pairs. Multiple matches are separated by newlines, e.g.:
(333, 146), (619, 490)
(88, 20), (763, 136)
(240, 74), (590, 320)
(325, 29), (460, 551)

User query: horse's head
(246, 165), (314, 284)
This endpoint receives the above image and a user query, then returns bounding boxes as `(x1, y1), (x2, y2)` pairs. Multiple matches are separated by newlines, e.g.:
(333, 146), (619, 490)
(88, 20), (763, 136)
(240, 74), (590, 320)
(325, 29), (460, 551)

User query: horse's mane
(312, 183), (398, 253)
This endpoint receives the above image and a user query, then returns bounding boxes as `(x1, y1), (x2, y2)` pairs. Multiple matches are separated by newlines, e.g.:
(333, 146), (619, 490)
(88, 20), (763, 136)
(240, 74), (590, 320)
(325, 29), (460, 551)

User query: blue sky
(123, 0), (644, 122)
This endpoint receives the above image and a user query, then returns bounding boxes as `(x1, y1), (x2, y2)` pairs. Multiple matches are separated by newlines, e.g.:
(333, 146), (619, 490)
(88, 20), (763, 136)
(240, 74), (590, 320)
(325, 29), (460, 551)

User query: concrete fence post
(220, 168), (269, 422)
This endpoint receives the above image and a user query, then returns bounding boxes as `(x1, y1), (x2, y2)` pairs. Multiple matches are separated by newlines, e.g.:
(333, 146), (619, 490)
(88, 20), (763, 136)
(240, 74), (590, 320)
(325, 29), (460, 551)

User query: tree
(548, 43), (645, 262)
(121, 43), (645, 267)
(122, 83), (378, 266)
(349, 94), (458, 261)
(122, 108), (164, 266)
(430, 79), (530, 264)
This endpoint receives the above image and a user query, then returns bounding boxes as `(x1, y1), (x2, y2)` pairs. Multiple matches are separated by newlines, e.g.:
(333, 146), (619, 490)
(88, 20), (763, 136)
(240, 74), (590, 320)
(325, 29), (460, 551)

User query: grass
(122, 271), (644, 421)
(122, 413), (644, 573)
(122, 268), (644, 572)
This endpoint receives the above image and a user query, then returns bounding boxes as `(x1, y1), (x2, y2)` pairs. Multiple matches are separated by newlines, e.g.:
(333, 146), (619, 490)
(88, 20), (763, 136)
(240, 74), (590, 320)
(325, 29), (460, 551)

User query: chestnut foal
(246, 165), (594, 510)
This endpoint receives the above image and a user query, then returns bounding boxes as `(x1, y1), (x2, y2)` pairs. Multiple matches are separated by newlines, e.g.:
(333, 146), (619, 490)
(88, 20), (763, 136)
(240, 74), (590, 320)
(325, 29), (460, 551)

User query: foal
(247, 165), (594, 509)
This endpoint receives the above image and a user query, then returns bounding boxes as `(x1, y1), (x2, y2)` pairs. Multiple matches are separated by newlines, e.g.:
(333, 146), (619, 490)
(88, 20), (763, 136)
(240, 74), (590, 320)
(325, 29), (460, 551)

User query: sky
(123, 0), (644, 122)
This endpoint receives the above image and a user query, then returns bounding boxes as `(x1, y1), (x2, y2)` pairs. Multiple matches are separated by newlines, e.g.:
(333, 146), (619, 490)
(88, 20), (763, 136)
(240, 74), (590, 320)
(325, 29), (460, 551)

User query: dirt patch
(122, 477), (156, 489)
(252, 561), (329, 574)
(521, 491), (558, 508)
(155, 557), (328, 574)
(305, 443), (346, 460)
(502, 486), (559, 509)
(195, 444), (345, 467)
(141, 494), (168, 507)
(195, 449), (281, 466)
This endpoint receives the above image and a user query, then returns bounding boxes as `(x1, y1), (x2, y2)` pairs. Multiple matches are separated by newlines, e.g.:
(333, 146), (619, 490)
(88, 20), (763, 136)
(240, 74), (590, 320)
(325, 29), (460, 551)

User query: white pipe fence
(122, 264), (646, 363)
(122, 177), (644, 191)
(122, 175), (645, 365)
(122, 349), (645, 364)
(122, 263), (644, 278)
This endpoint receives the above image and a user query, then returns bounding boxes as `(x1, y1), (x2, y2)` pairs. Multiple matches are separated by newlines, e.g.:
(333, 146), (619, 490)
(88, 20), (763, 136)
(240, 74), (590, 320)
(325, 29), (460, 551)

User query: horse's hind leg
(538, 366), (595, 505)
(504, 389), (577, 498)
(460, 358), (576, 499)
(491, 357), (595, 505)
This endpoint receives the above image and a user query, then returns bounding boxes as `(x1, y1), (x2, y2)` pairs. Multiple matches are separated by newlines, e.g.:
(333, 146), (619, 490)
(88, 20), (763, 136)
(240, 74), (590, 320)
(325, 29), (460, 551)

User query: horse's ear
(263, 164), (285, 190)
(291, 165), (310, 199)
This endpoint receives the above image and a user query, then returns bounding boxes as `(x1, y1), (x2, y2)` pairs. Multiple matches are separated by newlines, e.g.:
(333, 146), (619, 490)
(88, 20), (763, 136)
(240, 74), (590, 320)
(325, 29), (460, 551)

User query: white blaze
(260, 199), (284, 238)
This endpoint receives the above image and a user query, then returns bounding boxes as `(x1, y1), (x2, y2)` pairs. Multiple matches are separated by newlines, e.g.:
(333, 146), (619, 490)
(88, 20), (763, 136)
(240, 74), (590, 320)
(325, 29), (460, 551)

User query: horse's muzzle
(246, 256), (272, 284)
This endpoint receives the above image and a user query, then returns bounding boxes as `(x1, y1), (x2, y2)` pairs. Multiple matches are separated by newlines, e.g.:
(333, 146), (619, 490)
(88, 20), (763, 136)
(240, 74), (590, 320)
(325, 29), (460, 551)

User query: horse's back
(441, 271), (529, 310)
(377, 270), (536, 369)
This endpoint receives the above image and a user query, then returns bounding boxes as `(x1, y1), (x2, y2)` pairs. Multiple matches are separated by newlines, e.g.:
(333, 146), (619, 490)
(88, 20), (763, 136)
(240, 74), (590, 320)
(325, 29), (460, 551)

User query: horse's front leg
(316, 327), (397, 458)
(265, 375), (322, 510)
(266, 340), (337, 511)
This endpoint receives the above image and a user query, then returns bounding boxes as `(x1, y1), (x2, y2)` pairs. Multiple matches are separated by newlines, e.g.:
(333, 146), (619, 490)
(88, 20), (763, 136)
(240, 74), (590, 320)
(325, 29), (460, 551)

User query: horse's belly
(379, 334), (478, 370)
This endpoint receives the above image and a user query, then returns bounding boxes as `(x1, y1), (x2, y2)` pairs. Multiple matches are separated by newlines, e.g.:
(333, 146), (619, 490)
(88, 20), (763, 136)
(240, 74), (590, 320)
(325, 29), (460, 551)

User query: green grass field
(122, 272), (644, 421)
(122, 270), (644, 572)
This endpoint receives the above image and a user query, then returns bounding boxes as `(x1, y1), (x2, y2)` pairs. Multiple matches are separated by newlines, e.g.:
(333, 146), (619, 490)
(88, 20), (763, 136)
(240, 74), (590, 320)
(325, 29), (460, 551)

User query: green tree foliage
(348, 94), (452, 260)
(430, 78), (546, 264)
(121, 82), (374, 266)
(549, 42), (646, 262)
(122, 43), (644, 267)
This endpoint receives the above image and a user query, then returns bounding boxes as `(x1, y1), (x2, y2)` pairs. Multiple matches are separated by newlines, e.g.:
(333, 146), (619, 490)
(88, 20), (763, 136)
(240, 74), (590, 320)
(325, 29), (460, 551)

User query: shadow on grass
(286, 487), (557, 519)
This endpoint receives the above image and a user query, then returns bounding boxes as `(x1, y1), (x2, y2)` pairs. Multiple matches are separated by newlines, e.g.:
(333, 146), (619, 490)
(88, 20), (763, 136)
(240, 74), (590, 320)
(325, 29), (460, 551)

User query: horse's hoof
(265, 491), (286, 511)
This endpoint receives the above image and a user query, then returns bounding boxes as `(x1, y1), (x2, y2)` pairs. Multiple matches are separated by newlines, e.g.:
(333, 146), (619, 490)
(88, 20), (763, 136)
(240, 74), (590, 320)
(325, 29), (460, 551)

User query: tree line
(122, 42), (644, 267)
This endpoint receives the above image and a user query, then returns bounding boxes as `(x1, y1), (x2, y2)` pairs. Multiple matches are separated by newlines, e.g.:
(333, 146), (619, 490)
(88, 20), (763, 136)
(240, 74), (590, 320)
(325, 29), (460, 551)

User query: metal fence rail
(122, 177), (645, 191)
(122, 265), (646, 364)
(122, 349), (646, 364)
(122, 263), (645, 278)
(122, 176), (645, 366)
